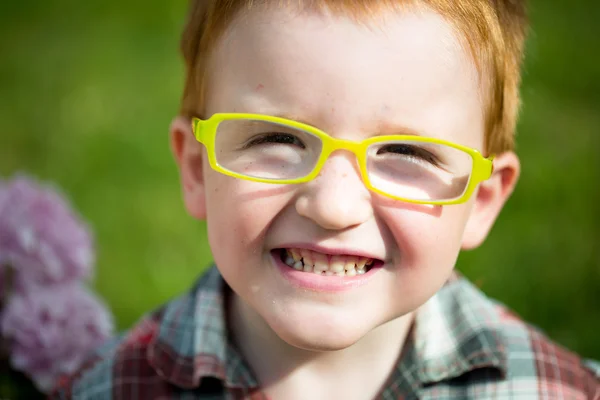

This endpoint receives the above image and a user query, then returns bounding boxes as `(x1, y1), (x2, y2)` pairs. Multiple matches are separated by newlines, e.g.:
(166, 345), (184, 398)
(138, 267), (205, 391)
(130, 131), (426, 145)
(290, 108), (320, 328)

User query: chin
(267, 312), (372, 352)
(279, 329), (362, 352)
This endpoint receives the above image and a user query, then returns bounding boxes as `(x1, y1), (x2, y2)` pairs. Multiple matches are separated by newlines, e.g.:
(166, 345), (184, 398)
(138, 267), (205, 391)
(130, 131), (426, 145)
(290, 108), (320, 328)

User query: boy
(52, 0), (600, 398)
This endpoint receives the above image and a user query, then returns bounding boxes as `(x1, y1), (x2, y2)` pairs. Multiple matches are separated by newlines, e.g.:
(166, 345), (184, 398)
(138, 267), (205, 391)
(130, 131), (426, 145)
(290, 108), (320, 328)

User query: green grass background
(1, 0), (598, 361)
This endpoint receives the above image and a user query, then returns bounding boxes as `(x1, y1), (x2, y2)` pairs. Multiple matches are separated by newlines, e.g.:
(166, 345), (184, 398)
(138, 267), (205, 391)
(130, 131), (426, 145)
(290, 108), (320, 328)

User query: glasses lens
(366, 140), (473, 201)
(214, 119), (323, 180)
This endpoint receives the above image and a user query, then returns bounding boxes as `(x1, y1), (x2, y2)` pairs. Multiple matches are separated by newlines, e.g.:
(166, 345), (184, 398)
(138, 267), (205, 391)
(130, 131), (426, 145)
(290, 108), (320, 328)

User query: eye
(376, 143), (440, 166)
(243, 133), (306, 149)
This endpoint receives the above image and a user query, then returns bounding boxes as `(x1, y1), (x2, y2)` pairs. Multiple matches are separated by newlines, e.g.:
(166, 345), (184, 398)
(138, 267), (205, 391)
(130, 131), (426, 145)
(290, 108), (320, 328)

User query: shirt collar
(147, 268), (508, 391)
(388, 273), (508, 395)
(146, 266), (257, 389)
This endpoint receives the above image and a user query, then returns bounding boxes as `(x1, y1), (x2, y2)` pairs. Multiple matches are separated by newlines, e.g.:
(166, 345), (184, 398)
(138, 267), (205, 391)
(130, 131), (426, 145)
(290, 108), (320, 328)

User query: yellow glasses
(192, 113), (494, 205)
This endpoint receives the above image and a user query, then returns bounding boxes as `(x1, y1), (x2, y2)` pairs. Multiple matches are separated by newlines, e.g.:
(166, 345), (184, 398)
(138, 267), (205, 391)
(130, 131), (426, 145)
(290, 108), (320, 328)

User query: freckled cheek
(382, 212), (467, 308)
(382, 208), (468, 270)
(205, 177), (289, 256)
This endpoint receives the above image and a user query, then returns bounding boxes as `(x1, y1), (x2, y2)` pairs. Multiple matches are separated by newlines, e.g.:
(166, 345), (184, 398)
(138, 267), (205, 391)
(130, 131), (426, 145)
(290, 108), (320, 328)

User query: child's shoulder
(49, 266), (233, 399)
(408, 274), (600, 399)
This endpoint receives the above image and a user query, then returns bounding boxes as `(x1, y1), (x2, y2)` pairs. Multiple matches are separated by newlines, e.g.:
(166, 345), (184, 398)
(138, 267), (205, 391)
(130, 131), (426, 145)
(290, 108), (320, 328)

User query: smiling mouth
(277, 248), (379, 277)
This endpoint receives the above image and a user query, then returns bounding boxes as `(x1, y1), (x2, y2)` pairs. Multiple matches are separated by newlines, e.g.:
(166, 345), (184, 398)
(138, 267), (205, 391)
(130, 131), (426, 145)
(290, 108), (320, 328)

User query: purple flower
(0, 179), (8, 301)
(0, 175), (94, 285)
(0, 178), (8, 219)
(0, 282), (114, 392)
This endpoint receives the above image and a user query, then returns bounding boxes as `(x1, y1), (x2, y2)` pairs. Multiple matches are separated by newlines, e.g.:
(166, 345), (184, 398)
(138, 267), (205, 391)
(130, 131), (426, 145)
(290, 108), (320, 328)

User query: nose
(295, 153), (372, 231)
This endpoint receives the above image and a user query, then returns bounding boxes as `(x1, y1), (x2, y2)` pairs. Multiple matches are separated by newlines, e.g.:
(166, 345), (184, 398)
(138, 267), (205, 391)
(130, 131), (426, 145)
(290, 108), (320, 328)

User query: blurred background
(1, 0), (598, 363)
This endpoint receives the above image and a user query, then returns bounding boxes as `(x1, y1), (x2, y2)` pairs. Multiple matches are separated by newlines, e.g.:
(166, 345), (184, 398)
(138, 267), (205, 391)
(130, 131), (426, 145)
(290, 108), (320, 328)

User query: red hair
(179, 0), (528, 154)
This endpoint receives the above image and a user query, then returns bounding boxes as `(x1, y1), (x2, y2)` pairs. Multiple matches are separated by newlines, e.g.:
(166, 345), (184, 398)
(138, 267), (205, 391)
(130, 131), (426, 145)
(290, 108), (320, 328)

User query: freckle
(255, 83), (264, 91)
(331, 107), (335, 114)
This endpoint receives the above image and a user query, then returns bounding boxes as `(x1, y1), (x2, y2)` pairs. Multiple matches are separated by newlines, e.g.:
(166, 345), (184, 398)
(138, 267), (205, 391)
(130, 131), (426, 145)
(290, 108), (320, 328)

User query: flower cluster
(0, 175), (114, 393)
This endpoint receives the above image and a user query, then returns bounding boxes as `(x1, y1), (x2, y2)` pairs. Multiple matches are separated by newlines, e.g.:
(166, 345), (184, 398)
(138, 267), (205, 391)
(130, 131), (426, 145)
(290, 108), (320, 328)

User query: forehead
(205, 5), (485, 148)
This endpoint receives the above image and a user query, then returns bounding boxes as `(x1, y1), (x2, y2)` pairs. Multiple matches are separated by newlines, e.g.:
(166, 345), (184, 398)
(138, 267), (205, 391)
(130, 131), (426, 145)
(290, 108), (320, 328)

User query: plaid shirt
(51, 266), (600, 399)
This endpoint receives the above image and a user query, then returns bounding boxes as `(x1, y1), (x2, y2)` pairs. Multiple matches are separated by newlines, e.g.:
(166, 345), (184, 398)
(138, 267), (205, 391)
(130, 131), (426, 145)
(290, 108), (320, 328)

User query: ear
(461, 151), (520, 250)
(170, 116), (207, 220)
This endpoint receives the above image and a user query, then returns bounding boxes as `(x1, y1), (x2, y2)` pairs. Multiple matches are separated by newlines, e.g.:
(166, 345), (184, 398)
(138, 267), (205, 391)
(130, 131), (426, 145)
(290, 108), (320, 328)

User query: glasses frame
(192, 113), (495, 205)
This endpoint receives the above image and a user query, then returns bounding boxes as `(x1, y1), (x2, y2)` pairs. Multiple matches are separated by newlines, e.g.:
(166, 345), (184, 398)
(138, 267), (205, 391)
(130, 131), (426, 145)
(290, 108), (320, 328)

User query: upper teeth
(283, 248), (373, 276)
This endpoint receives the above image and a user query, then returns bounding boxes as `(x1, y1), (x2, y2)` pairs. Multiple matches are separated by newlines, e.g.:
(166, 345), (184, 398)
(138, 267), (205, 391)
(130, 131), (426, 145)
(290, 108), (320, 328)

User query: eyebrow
(269, 112), (320, 130)
(373, 123), (426, 137)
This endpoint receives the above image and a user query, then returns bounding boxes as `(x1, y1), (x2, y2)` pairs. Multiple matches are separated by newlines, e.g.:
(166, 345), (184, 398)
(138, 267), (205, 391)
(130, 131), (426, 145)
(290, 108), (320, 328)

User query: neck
(228, 293), (414, 399)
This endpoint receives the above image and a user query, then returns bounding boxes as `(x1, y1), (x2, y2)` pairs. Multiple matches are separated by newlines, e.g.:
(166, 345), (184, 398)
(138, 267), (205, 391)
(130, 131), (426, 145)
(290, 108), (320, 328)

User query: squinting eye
(243, 133), (306, 149)
(377, 143), (440, 165)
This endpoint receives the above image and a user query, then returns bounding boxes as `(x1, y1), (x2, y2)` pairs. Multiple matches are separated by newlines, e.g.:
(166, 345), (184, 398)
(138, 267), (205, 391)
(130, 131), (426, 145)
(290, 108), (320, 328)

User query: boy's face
(172, 6), (519, 350)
